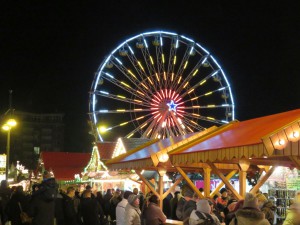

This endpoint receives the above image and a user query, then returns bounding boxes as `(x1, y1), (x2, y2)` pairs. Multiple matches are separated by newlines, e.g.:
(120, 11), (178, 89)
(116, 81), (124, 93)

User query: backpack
(195, 210), (218, 225)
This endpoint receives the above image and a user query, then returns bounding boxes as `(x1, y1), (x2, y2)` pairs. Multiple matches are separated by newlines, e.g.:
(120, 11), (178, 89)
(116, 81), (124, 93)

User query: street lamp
(2, 118), (17, 180)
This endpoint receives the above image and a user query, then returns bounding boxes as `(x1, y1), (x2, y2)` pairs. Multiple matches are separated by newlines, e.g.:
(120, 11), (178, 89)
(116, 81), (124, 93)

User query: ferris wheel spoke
(182, 110), (227, 125)
(153, 35), (167, 87)
(99, 72), (152, 102)
(93, 90), (151, 107)
(176, 55), (209, 93)
(109, 56), (150, 96)
(180, 69), (221, 98)
(171, 43), (195, 90)
(91, 108), (154, 115)
(165, 36), (179, 88)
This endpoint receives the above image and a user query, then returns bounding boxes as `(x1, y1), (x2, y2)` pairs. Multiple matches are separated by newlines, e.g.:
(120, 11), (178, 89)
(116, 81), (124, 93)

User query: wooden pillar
(203, 167), (211, 197)
(175, 166), (204, 198)
(239, 159), (250, 198)
(239, 170), (247, 198)
(158, 174), (164, 208)
(136, 170), (159, 197)
(210, 170), (237, 198)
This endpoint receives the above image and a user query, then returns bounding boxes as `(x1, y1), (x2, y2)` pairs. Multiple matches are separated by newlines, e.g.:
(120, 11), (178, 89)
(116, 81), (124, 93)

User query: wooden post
(163, 176), (183, 199)
(158, 173), (164, 208)
(203, 167), (211, 197)
(239, 170), (247, 198)
(239, 159), (250, 198)
(250, 166), (276, 195)
(208, 162), (242, 200)
(136, 170), (159, 197)
(210, 170), (237, 198)
(175, 166), (204, 198)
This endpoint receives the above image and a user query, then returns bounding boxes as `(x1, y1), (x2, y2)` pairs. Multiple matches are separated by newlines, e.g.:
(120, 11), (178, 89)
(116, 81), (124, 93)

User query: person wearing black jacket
(79, 190), (104, 225)
(63, 187), (80, 225)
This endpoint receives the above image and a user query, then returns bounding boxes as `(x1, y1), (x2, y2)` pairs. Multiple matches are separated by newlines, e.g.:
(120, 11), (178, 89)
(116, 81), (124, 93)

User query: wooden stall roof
(96, 142), (116, 160)
(40, 151), (91, 180)
(106, 109), (300, 170)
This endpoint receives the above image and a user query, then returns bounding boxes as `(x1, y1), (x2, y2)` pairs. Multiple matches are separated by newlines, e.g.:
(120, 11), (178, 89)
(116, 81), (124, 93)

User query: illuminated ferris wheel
(89, 31), (235, 141)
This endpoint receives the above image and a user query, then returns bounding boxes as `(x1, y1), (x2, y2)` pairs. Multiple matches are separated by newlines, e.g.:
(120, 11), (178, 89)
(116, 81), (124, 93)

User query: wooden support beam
(158, 174), (164, 208)
(289, 156), (300, 170)
(162, 176), (183, 200)
(210, 170), (237, 198)
(239, 170), (247, 198)
(208, 162), (242, 200)
(136, 170), (159, 197)
(250, 166), (276, 195)
(175, 166), (205, 198)
(203, 167), (211, 197)
(129, 178), (142, 185)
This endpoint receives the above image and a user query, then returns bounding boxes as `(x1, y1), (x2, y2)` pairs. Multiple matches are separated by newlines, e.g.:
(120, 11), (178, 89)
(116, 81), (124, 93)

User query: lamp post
(2, 119), (17, 180)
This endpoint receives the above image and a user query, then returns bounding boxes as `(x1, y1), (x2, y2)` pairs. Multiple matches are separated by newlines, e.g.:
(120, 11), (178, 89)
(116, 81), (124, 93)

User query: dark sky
(0, 1), (299, 152)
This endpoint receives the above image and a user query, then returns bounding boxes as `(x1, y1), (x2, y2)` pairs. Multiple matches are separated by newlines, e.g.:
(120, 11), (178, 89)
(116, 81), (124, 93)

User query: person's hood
(262, 201), (276, 211)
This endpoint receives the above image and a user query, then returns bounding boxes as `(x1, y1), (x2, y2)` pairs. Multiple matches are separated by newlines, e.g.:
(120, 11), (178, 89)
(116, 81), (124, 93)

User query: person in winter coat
(116, 191), (133, 225)
(142, 194), (166, 225)
(109, 189), (122, 222)
(182, 191), (198, 225)
(124, 194), (141, 225)
(229, 193), (270, 225)
(256, 193), (276, 225)
(170, 191), (180, 220)
(79, 190), (104, 225)
(283, 202), (300, 225)
(63, 187), (80, 225)
(103, 189), (113, 219)
(189, 199), (221, 225)
(6, 186), (30, 225)
(27, 171), (58, 225)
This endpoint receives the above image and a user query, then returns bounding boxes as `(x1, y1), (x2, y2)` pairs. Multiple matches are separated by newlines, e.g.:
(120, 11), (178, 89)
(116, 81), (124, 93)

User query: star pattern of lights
(89, 31), (235, 141)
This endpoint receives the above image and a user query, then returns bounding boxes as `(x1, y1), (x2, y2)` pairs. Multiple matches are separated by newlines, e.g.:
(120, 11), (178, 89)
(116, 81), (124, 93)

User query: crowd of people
(1, 173), (300, 225)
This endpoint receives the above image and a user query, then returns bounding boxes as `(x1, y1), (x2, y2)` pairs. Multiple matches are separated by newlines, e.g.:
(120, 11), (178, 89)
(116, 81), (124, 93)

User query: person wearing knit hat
(256, 193), (276, 225)
(229, 193), (269, 225)
(189, 199), (220, 225)
(124, 194), (141, 225)
(116, 191), (133, 225)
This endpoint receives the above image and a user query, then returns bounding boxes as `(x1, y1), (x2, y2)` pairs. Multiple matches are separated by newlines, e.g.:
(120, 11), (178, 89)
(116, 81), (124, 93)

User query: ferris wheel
(89, 31), (235, 142)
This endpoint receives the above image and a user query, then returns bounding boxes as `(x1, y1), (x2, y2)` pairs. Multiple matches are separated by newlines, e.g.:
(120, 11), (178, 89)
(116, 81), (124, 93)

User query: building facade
(1, 111), (64, 169)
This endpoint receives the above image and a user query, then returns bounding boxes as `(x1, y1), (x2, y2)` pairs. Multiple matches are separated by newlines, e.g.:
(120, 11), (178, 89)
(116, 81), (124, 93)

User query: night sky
(0, 1), (299, 152)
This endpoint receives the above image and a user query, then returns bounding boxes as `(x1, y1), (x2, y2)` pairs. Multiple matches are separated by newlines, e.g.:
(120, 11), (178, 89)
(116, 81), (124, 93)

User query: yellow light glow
(192, 106), (200, 108)
(162, 54), (165, 63)
(205, 91), (212, 96)
(128, 70), (137, 78)
(136, 116), (145, 120)
(121, 82), (130, 87)
(207, 105), (215, 108)
(207, 117), (215, 120)
(2, 125), (10, 131)
(141, 83), (148, 89)
(177, 76), (182, 84)
(117, 95), (126, 99)
(190, 120), (198, 125)
(150, 56), (154, 65)
(136, 90), (145, 96)
(99, 126), (107, 133)
(171, 73), (174, 81)
(192, 113), (200, 117)
(7, 119), (17, 127)
(147, 77), (153, 85)
(120, 122), (128, 126)
(155, 73), (160, 82)
(140, 123), (147, 129)
(134, 109), (142, 111)
(191, 97), (199, 101)
(184, 61), (188, 69)
(134, 99), (142, 103)
(192, 69), (198, 76)
(127, 133), (134, 138)
(117, 109), (125, 112)
(183, 82), (189, 88)
(164, 72), (166, 81)
(138, 61), (145, 71)
(188, 88), (194, 94)
(173, 56), (177, 65)
(200, 80), (206, 85)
